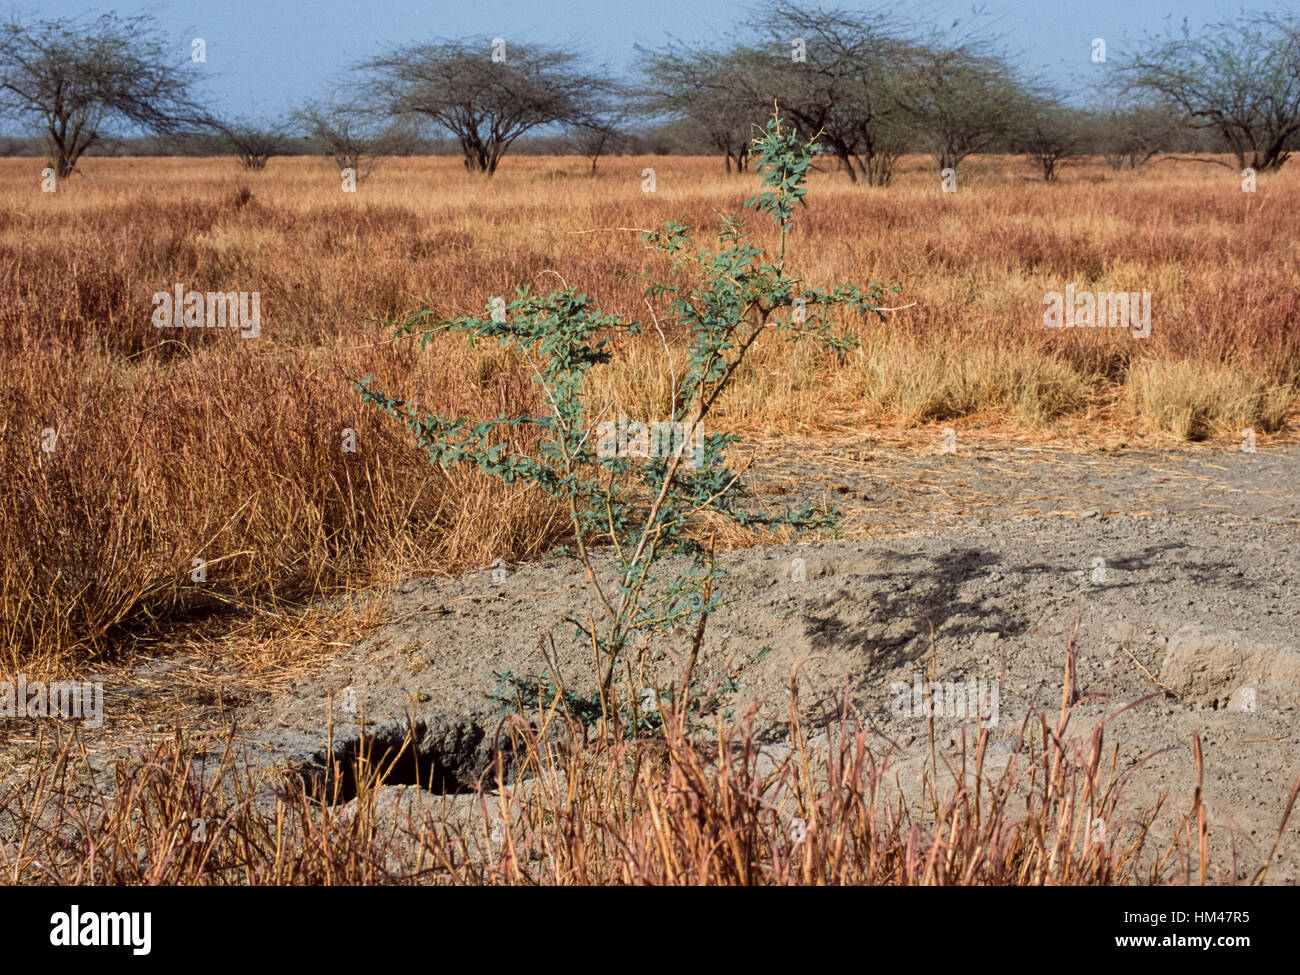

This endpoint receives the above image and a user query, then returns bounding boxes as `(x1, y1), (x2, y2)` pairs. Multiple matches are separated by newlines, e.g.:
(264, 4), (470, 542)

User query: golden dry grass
(8, 668), (1290, 886)
(1, 151), (1296, 672)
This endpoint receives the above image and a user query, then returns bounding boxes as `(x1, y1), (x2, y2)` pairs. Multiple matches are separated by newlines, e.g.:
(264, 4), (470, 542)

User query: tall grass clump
(1129, 359), (1291, 440)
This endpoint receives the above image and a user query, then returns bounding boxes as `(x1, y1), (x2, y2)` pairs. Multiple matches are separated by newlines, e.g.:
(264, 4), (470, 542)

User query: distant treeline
(0, 125), (1228, 160)
(1, 3), (1297, 182)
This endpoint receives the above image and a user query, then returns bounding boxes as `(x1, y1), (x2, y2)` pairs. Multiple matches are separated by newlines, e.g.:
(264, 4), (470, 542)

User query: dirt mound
(218, 443), (1300, 881)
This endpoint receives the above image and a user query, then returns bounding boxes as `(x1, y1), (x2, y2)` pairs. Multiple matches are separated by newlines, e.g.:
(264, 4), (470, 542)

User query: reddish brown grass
(7, 673), (1283, 886)
(1, 151), (1295, 673)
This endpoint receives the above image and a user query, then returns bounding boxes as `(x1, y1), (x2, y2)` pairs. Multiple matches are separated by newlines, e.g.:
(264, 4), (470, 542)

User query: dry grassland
(2, 152), (1296, 672)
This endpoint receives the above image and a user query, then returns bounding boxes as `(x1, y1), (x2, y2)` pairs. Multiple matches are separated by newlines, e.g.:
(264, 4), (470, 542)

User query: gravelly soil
(230, 438), (1300, 882)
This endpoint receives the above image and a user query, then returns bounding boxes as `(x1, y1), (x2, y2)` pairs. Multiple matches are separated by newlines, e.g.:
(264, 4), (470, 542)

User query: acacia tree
(1092, 98), (1187, 170)
(0, 11), (207, 178)
(295, 101), (416, 182)
(741, 1), (916, 186)
(1122, 13), (1300, 172)
(636, 44), (767, 173)
(896, 40), (1029, 173)
(360, 38), (608, 175)
(563, 105), (628, 176)
(210, 116), (291, 171)
(358, 116), (889, 701)
(1015, 96), (1097, 182)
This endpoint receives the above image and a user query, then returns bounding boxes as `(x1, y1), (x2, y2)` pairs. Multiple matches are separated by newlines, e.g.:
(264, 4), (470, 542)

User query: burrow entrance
(298, 717), (510, 802)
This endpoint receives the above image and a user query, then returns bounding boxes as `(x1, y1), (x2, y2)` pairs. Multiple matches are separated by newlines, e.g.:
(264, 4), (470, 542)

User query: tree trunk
(837, 151), (858, 182)
(866, 150), (899, 187)
(46, 133), (79, 179)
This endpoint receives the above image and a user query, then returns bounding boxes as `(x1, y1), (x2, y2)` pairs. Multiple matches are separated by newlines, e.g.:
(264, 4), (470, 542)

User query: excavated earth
(15, 436), (1299, 883)
(231, 436), (1300, 882)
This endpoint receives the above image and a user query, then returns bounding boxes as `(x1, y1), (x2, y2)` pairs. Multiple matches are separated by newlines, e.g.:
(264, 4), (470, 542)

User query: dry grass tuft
(1128, 359), (1291, 440)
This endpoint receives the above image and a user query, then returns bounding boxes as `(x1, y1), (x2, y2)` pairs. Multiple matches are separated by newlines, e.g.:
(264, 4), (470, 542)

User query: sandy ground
(224, 437), (1297, 881)
(10, 437), (1299, 882)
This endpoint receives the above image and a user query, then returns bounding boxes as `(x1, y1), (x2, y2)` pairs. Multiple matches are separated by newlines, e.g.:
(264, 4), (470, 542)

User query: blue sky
(10, 0), (1283, 117)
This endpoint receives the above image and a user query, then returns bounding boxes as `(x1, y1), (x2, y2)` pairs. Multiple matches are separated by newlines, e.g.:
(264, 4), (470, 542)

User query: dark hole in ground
(300, 717), (497, 802)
